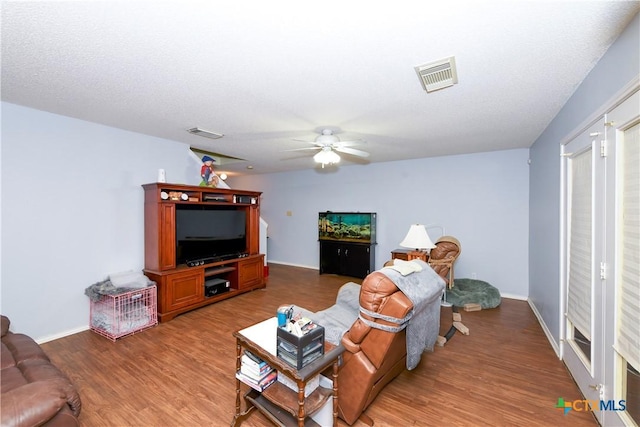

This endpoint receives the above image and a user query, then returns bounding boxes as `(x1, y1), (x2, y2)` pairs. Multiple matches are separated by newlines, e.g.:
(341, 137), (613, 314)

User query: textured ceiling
(2, 1), (639, 176)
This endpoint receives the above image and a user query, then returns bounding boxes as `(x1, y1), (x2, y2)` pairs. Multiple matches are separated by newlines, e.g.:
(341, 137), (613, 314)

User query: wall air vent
(414, 56), (458, 93)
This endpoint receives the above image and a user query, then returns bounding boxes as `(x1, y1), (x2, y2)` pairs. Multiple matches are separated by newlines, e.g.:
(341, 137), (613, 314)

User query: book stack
(235, 350), (277, 392)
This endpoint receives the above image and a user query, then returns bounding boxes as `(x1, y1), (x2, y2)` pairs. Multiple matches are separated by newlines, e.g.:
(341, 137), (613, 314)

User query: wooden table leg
(230, 340), (256, 426)
(235, 340), (242, 417)
(297, 382), (305, 426)
(332, 360), (339, 426)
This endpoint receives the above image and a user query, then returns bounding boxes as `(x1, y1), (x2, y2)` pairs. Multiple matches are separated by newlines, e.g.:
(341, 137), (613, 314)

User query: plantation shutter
(616, 122), (640, 370)
(567, 148), (593, 341)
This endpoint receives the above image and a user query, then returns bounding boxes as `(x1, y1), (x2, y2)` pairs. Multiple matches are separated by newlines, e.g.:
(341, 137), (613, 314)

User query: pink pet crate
(90, 285), (158, 341)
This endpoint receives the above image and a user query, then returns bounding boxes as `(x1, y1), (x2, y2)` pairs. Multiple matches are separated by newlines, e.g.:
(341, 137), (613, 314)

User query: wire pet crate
(90, 285), (158, 341)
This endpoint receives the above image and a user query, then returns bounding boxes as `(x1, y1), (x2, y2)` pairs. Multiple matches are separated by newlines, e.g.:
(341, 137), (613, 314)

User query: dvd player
(205, 278), (230, 297)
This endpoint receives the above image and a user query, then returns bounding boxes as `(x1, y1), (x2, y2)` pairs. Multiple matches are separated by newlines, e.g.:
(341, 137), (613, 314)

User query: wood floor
(42, 264), (597, 427)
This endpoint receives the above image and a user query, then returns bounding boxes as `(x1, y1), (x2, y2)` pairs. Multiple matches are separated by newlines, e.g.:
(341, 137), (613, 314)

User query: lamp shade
(313, 147), (340, 165)
(399, 224), (436, 250)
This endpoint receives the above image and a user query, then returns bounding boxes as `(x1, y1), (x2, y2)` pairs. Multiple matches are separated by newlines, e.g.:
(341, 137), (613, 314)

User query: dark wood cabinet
(158, 204), (176, 270)
(142, 183), (266, 322)
(390, 248), (429, 262)
(163, 269), (203, 312)
(319, 241), (375, 279)
(319, 241), (341, 275)
(318, 211), (376, 279)
(390, 248), (411, 261)
(237, 256), (264, 289)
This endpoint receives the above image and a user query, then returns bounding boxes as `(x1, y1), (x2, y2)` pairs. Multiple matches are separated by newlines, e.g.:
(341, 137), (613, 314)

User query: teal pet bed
(447, 278), (501, 309)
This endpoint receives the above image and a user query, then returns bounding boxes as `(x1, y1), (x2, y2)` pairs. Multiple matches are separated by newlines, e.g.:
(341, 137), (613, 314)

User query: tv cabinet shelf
(205, 266), (237, 277)
(143, 183), (265, 322)
(151, 183), (259, 206)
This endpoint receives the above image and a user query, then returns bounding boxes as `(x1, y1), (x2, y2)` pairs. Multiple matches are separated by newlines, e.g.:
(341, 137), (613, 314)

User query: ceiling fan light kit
(287, 128), (370, 168)
(314, 146), (341, 167)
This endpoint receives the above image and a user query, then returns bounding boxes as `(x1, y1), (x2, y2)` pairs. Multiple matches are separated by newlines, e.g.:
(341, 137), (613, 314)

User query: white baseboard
(36, 325), (89, 345)
(527, 298), (561, 358)
(268, 260), (318, 270)
(500, 292), (528, 301)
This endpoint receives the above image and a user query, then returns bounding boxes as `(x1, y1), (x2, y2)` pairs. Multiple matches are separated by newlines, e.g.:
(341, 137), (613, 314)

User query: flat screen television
(175, 205), (247, 265)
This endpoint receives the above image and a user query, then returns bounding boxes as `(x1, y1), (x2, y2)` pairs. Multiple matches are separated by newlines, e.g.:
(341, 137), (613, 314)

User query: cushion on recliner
(358, 272), (399, 313)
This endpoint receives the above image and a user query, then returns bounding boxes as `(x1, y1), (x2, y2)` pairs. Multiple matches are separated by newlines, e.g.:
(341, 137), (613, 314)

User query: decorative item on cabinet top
(161, 191), (189, 201)
(318, 211), (376, 244)
(157, 188), (258, 204)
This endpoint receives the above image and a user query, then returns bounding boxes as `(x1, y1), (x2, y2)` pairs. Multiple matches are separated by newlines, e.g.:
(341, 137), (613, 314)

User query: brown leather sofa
(1, 315), (81, 427)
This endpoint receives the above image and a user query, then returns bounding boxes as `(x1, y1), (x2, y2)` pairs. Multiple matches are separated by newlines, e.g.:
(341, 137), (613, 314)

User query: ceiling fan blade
(335, 147), (370, 158)
(281, 147), (322, 152)
(292, 138), (322, 145)
(335, 139), (365, 147)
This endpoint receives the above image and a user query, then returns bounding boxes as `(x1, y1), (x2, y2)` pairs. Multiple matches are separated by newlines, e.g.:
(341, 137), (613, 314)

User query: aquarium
(318, 212), (376, 244)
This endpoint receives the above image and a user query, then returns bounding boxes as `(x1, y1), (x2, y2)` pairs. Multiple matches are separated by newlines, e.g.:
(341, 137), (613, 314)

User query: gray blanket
(294, 261), (445, 370)
(84, 278), (154, 302)
(293, 281), (361, 346)
(379, 260), (445, 370)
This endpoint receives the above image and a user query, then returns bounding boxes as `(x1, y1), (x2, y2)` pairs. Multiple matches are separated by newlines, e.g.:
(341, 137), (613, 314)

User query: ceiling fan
(286, 129), (370, 167)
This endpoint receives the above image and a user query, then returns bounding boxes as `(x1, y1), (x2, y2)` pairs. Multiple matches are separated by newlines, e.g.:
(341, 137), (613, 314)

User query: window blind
(567, 148), (593, 341)
(616, 123), (640, 371)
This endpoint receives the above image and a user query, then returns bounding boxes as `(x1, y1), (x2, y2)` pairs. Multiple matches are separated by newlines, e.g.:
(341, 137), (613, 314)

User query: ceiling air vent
(414, 56), (458, 93)
(188, 127), (224, 139)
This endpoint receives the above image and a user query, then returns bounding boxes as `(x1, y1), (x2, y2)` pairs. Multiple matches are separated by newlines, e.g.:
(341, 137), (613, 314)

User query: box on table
(276, 324), (325, 370)
(310, 375), (334, 425)
(276, 372), (320, 397)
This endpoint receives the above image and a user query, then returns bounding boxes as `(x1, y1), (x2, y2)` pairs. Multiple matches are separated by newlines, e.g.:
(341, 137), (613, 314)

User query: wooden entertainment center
(142, 183), (266, 322)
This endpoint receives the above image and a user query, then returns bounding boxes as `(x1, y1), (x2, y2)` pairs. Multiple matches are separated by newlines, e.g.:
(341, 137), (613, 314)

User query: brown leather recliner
(301, 261), (444, 425)
(1, 315), (82, 427)
(337, 271), (414, 425)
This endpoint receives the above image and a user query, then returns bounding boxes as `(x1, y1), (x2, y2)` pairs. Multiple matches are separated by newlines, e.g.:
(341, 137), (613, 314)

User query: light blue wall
(0, 102), (201, 340)
(230, 148), (530, 299)
(4, 103), (529, 340)
(3, 13), (635, 342)
(528, 13), (639, 345)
